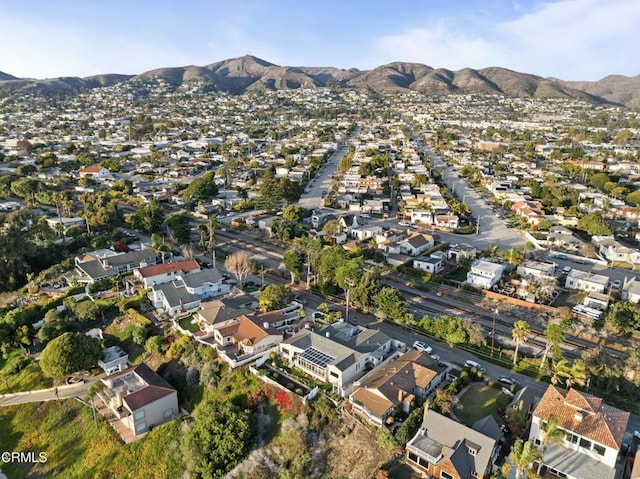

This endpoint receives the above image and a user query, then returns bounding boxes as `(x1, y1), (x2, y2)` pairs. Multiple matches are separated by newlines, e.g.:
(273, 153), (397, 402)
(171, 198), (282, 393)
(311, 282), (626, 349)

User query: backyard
(453, 383), (507, 426)
(177, 314), (201, 333)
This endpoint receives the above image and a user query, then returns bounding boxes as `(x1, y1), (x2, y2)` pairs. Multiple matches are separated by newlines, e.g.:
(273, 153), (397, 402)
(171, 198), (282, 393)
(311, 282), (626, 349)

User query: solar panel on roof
(300, 347), (334, 368)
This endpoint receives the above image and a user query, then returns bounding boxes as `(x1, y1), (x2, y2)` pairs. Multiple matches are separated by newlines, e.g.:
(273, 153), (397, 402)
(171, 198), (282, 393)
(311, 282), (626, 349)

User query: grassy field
(0, 351), (52, 394)
(0, 399), (184, 478)
(454, 383), (505, 426)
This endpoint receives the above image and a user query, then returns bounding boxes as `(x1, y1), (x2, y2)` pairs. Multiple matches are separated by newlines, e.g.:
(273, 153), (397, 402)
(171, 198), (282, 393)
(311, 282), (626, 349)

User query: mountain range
(1, 55), (639, 108)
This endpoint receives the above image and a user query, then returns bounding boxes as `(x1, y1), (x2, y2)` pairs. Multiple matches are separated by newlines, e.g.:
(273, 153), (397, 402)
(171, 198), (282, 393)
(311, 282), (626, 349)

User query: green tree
(181, 401), (253, 478)
(351, 269), (381, 313)
(374, 287), (410, 323)
(257, 168), (282, 213)
(508, 439), (541, 479)
(257, 284), (294, 312)
(283, 247), (304, 285)
(540, 323), (565, 370)
(604, 301), (640, 334)
(512, 320), (530, 365)
(536, 415), (563, 475)
(589, 172), (610, 192)
(39, 332), (101, 378)
(127, 199), (165, 234)
(182, 171), (218, 203)
(318, 246), (351, 293)
(576, 211), (612, 236)
(548, 358), (572, 386)
(282, 205), (306, 224)
(165, 212), (193, 245)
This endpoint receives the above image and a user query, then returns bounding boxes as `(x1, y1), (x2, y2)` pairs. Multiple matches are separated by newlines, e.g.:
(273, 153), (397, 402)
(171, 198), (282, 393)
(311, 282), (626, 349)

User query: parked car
(611, 279), (622, 290)
(497, 376), (519, 387)
(430, 354), (440, 362)
(412, 340), (433, 354)
(555, 253), (568, 260)
(465, 359), (486, 372)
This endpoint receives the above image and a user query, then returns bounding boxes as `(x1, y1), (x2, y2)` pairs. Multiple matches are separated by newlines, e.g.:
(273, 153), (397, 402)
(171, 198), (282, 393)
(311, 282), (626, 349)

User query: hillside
(1, 55), (639, 107)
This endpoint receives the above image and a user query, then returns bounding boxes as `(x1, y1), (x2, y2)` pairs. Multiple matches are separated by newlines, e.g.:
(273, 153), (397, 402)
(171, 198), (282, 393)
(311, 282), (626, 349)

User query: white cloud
(368, 0), (640, 80)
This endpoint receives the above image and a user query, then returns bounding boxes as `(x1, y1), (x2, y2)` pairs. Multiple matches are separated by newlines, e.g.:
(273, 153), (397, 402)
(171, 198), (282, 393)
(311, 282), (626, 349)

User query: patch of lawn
(454, 383), (506, 426)
(0, 399), (184, 478)
(178, 315), (200, 333)
(0, 351), (52, 393)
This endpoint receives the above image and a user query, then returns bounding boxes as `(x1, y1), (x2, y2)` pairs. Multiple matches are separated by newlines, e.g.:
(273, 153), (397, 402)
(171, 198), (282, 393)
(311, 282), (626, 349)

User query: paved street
(0, 379), (99, 407)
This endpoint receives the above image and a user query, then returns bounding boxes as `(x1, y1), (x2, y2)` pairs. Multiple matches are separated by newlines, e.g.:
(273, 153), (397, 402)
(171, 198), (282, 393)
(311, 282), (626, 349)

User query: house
(517, 260), (556, 281)
(529, 385), (629, 479)
(134, 259), (201, 288)
(75, 247), (158, 284)
(212, 315), (283, 366)
(565, 270), (609, 294)
(592, 235), (640, 265)
(99, 363), (179, 438)
(148, 269), (230, 315)
(413, 255), (444, 274)
(399, 233), (435, 256)
(195, 295), (256, 332)
(448, 243), (477, 263)
(622, 278), (640, 304)
(338, 214), (360, 235)
(350, 224), (383, 240)
(45, 216), (87, 232)
(466, 259), (505, 290)
(279, 322), (404, 397)
(406, 408), (501, 479)
(79, 165), (110, 180)
(98, 345), (129, 374)
(349, 350), (447, 426)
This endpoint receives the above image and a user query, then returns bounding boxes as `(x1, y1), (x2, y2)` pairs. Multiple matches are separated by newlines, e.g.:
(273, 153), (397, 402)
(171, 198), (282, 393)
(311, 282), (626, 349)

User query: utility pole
(345, 278), (355, 325)
(491, 308), (498, 357)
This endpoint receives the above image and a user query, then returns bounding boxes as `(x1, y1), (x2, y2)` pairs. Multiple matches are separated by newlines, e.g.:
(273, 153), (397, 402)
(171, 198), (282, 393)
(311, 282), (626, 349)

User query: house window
(134, 410), (145, 420)
(163, 408), (174, 419)
(329, 370), (339, 378)
(579, 438), (592, 449)
(408, 452), (419, 464)
(593, 444), (606, 456)
(136, 421), (147, 433)
(440, 472), (454, 479)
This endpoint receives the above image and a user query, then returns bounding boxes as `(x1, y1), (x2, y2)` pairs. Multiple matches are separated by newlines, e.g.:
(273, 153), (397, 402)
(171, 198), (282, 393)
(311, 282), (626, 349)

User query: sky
(1, 0), (639, 82)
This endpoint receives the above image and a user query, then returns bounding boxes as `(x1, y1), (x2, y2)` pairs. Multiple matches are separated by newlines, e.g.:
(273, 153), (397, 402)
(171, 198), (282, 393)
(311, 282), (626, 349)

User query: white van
(465, 360), (486, 372)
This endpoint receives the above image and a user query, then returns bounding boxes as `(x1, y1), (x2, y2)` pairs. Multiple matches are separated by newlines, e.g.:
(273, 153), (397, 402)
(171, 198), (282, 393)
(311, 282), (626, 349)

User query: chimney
(398, 389), (404, 403)
(325, 332), (330, 338)
(574, 411), (584, 422)
(180, 298), (185, 312)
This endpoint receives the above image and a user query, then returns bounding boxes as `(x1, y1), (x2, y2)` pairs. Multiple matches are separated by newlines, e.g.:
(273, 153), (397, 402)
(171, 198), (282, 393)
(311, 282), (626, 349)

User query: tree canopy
(181, 401), (253, 478)
(182, 171), (218, 203)
(39, 332), (102, 378)
(257, 284), (294, 313)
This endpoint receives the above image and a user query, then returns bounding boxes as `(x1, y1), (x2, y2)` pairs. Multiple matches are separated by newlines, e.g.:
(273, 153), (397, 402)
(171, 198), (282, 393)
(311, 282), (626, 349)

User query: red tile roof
(533, 385), (629, 449)
(137, 259), (200, 278)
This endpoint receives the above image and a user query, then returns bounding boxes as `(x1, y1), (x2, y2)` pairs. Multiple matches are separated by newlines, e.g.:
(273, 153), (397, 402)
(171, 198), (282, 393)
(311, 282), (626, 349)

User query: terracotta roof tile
(533, 385), (629, 449)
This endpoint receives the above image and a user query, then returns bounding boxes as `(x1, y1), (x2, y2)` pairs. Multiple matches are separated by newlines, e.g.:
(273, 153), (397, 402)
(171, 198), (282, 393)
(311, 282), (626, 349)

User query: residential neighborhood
(1, 46), (640, 479)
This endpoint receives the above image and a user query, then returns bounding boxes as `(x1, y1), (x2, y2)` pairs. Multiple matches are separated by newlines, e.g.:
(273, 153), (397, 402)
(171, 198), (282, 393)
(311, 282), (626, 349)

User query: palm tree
(509, 439), (541, 479)
(486, 245), (500, 261)
(504, 248), (525, 267)
(566, 360), (587, 389)
(86, 381), (105, 427)
(537, 415), (563, 474)
(549, 358), (572, 386)
(512, 320), (530, 365)
(539, 323), (565, 371)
